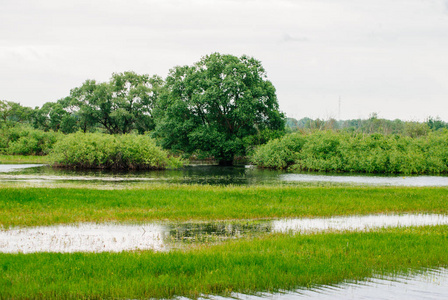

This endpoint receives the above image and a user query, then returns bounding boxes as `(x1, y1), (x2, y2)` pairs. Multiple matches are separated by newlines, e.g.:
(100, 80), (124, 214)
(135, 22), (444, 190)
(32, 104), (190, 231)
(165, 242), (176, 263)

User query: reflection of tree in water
(6, 164), (286, 186)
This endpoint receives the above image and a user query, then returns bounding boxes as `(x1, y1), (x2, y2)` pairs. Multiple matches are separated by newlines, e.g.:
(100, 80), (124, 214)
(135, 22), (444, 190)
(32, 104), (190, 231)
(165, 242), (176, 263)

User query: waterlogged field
(1, 185), (448, 228)
(1, 226), (448, 298)
(1, 163), (448, 298)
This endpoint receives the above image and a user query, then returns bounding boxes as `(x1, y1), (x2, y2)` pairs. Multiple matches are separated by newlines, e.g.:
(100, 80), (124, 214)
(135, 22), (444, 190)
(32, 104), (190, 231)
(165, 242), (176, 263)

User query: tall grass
(1, 226), (447, 298)
(1, 185), (447, 228)
(251, 130), (448, 174)
(50, 132), (184, 170)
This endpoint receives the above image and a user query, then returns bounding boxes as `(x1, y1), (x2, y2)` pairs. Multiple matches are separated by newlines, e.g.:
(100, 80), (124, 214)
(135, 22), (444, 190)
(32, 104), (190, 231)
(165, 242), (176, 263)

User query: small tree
(153, 53), (285, 165)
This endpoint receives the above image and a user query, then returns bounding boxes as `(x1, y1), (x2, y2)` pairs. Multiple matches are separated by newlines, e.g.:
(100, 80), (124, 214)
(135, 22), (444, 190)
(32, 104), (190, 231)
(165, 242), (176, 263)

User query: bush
(251, 130), (448, 174)
(0, 125), (61, 155)
(250, 133), (305, 169)
(50, 132), (184, 170)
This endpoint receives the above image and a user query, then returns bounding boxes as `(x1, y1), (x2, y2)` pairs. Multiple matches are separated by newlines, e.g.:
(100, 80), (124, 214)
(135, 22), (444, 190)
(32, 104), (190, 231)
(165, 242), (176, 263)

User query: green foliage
(67, 72), (163, 134)
(250, 133), (305, 168)
(426, 117), (448, 131)
(252, 130), (448, 174)
(287, 115), (445, 136)
(0, 100), (33, 125)
(153, 53), (285, 165)
(50, 132), (183, 170)
(0, 125), (61, 155)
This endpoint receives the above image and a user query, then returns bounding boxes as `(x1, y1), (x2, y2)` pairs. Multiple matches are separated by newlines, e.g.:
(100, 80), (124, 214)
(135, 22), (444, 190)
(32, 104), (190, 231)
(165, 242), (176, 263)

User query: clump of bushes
(50, 132), (184, 170)
(251, 130), (448, 174)
(0, 125), (61, 155)
(250, 133), (305, 169)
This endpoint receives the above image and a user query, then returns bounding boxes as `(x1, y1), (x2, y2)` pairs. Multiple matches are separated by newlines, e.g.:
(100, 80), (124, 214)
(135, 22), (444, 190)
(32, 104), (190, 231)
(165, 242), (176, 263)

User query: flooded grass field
(2, 214), (448, 253)
(2, 226), (448, 299)
(1, 163), (448, 298)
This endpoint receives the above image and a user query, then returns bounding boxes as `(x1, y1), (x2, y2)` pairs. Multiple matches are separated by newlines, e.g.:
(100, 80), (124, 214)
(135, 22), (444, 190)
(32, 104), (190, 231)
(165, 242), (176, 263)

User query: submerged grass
(0, 185), (447, 228)
(1, 226), (447, 298)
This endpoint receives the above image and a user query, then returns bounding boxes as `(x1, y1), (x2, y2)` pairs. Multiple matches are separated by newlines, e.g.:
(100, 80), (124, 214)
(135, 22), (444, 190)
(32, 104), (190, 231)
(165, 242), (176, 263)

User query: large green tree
(153, 53), (285, 165)
(0, 100), (33, 126)
(69, 72), (162, 134)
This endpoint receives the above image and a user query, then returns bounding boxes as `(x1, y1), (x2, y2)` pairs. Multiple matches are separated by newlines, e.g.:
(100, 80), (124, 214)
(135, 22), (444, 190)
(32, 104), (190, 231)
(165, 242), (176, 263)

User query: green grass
(1, 226), (447, 299)
(0, 154), (50, 164)
(1, 185), (447, 228)
(1, 184), (447, 298)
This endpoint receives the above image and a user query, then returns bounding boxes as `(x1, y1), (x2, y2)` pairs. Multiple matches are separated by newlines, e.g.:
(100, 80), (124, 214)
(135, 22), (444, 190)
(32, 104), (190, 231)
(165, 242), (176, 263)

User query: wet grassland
(1, 185), (447, 227)
(1, 184), (448, 298)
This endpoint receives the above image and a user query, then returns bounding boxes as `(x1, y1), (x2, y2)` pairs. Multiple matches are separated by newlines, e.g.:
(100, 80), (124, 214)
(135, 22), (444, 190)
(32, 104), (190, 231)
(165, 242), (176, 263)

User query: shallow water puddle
(281, 173), (448, 186)
(0, 164), (46, 173)
(1, 214), (447, 253)
(272, 214), (448, 233)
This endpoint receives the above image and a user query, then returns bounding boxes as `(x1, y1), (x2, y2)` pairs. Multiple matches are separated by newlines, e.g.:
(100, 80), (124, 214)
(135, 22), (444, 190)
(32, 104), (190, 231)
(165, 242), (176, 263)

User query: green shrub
(250, 133), (305, 169)
(252, 130), (448, 174)
(0, 125), (61, 155)
(50, 132), (184, 170)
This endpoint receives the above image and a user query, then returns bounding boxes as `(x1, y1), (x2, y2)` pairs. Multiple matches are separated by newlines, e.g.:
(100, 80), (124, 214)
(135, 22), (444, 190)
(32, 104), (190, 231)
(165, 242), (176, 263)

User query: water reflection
(0, 164), (46, 173)
(282, 173), (448, 187)
(1, 214), (447, 254)
(0, 164), (284, 186)
(2, 164), (448, 186)
(273, 214), (448, 233)
(225, 268), (448, 300)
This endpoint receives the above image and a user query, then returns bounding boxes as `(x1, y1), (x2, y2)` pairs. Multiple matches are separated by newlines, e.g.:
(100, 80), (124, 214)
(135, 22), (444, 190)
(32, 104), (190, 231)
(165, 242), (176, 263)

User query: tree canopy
(69, 72), (163, 134)
(153, 53), (285, 165)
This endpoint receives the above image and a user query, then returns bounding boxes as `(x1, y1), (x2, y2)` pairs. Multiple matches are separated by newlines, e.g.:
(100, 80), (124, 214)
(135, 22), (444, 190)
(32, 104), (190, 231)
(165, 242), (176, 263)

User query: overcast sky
(1, 0), (448, 121)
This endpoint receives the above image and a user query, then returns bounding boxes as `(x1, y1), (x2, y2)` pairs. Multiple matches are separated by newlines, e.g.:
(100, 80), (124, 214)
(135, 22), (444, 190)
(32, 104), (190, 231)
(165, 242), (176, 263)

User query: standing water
(2, 214), (448, 253)
(224, 268), (448, 300)
(1, 164), (448, 186)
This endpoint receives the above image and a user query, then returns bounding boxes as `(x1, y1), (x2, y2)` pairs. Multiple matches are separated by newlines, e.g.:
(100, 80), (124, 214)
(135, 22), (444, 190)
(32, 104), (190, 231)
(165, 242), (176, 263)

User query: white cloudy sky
(1, 0), (448, 121)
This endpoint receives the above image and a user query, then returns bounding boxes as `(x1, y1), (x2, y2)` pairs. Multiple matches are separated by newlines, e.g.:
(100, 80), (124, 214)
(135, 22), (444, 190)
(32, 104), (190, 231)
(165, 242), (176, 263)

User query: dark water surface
(1, 164), (448, 186)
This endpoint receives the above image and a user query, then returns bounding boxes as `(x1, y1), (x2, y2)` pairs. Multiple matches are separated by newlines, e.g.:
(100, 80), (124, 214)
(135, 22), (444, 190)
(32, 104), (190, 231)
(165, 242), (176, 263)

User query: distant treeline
(286, 114), (448, 136)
